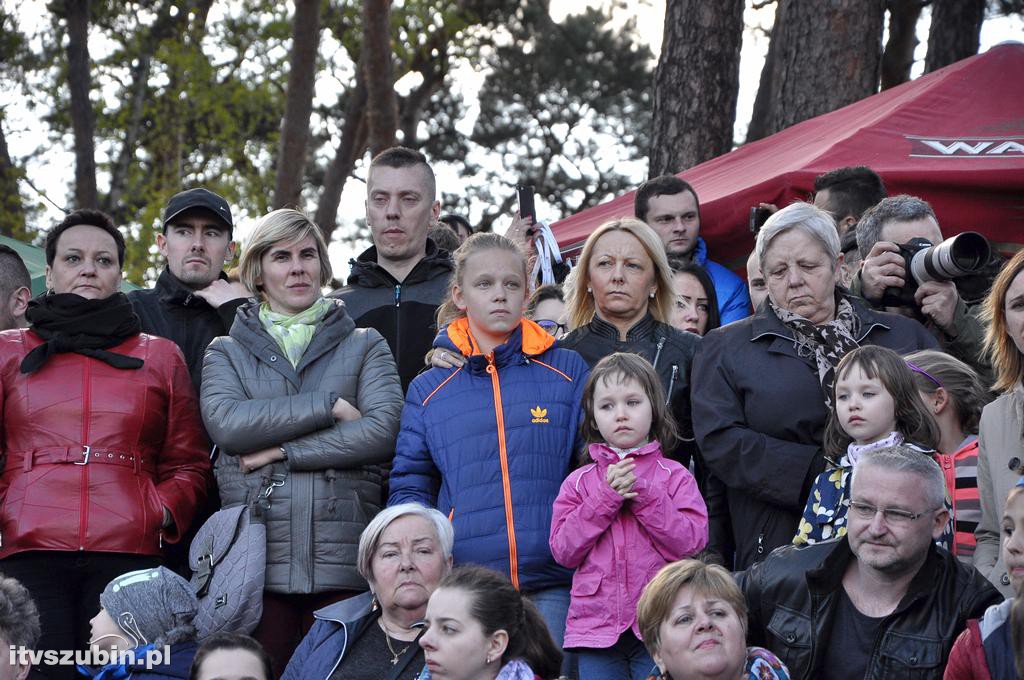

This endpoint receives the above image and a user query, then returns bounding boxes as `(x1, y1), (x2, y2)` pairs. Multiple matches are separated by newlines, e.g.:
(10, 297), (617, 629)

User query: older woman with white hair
(691, 202), (937, 570)
(281, 503), (454, 680)
(200, 209), (404, 673)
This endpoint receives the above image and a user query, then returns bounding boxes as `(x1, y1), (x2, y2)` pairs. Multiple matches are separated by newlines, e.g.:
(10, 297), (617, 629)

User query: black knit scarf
(20, 292), (144, 374)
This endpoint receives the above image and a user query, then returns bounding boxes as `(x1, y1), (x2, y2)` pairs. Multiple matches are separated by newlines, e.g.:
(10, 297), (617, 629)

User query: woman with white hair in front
(281, 503), (454, 680)
(691, 202), (937, 571)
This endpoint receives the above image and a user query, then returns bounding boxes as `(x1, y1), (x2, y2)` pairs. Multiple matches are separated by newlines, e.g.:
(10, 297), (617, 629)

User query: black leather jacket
(739, 538), (1001, 680)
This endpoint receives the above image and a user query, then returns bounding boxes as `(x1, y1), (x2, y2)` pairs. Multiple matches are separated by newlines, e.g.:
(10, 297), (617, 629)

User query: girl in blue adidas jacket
(388, 232), (589, 654)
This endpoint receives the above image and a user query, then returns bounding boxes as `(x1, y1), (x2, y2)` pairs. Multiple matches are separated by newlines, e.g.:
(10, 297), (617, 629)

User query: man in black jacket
(332, 147), (452, 391)
(128, 188), (249, 576)
(740, 446), (1000, 679)
(129, 188), (250, 389)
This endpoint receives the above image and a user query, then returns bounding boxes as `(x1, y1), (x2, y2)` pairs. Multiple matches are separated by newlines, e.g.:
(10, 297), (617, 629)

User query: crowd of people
(0, 147), (1021, 680)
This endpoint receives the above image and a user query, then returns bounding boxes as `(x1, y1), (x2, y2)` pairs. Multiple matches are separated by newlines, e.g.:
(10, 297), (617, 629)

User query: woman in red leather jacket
(0, 209), (210, 680)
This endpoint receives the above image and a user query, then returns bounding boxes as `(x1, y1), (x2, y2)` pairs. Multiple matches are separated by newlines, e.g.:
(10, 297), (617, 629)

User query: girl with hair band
(549, 353), (708, 679)
(793, 345), (942, 546)
(906, 349), (987, 564)
(389, 233), (590, 672)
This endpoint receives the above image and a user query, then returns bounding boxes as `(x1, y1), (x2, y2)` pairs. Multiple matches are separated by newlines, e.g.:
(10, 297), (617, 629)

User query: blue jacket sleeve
(388, 382), (442, 507)
(707, 261), (751, 325)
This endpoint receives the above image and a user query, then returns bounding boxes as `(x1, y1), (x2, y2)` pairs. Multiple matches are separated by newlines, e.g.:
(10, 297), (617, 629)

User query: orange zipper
(486, 354), (520, 589)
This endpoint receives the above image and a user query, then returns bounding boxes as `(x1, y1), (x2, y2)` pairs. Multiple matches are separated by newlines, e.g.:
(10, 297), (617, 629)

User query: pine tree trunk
(758, 0), (885, 138)
(650, 0), (744, 176)
(272, 0), (322, 210)
(0, 121), (26, 238)
(63, 0), (98, 208)
(363, 0), (398, 157)
(746, 2), (784, 144)
(880, 0), (924, 89)
(924, 0), (984, 73)
(315, 70), (369, 243)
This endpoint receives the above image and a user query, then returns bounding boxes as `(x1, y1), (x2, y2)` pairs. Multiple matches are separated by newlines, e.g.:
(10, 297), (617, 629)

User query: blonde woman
(200, 209), (403, 673)
(559, 218), (700, 468)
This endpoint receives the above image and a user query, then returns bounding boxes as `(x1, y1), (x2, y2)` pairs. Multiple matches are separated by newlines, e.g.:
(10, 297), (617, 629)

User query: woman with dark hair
(0, 209), (210, 680)
(525, 284), (567, 339)
(190, 633), (274, 680)
(418, 565), (563, 680)
(667, 259), (720, 337)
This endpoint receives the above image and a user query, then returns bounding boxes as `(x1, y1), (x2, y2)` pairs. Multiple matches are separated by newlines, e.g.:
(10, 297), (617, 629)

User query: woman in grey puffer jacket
(200, 209), (403, 673)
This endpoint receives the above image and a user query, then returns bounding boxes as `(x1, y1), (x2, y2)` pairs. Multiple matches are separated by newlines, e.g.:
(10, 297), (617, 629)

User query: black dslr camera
(880, 231), (991, 307)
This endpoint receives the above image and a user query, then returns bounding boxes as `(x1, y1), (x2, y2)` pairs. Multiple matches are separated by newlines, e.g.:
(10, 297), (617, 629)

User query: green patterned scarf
(259, 297), (331, 367)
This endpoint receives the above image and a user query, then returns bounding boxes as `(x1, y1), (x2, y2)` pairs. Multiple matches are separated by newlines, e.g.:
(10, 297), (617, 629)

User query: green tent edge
(0, 234), (143, 295)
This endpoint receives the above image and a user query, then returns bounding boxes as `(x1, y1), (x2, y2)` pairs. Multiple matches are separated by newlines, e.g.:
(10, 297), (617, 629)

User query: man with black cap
(128, 188), (248, 578)
(128, 188), (251, 389)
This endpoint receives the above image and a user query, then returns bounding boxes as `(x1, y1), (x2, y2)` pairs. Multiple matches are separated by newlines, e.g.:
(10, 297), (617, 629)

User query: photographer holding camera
(854, 194), (992, 381)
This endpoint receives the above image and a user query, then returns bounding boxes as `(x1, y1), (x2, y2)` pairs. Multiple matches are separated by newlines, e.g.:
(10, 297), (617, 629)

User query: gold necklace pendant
(379, 617), (411, 666)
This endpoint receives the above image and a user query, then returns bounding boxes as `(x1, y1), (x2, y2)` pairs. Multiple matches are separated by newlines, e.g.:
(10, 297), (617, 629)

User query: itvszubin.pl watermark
(9, 645), (171, 669)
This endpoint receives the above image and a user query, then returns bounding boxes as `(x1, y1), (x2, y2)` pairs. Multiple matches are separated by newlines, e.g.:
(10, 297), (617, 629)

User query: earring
(485, 654), (492, 664)
(587, 287), (592, 294)
(649, 291), (655, 299)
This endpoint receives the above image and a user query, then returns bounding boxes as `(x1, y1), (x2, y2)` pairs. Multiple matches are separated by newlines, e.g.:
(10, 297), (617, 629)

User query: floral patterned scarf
(771, 296), (862, 410)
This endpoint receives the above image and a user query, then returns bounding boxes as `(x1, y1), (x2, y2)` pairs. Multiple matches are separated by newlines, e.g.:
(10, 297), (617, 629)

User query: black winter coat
(128, 268), (247, 390)
(738, 538), (1001, 680)
(691, 296), (937, 569)
(331, 239), (452, 392)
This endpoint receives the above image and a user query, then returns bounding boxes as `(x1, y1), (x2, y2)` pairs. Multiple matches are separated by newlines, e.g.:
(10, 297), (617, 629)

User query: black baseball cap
(162, 188), (233, 234)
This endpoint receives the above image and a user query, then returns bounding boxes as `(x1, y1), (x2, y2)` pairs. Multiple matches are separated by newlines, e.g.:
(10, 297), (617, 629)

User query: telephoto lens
(909, 231), (991, 284)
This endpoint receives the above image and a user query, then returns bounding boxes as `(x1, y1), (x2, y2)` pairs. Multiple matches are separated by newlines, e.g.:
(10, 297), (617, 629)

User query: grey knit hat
(99, 567), (197, 647)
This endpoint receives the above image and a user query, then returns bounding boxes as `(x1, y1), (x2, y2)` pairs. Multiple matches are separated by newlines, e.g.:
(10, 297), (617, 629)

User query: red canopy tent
(551, 42), (1024, 268)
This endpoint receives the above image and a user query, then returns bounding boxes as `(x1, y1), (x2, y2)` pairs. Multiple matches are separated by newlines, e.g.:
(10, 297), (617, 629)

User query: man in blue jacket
(635, 175), (750, 324)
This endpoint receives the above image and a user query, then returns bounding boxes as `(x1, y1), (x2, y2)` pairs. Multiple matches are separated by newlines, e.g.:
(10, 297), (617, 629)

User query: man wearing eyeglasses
(739, 446), (1000, 679)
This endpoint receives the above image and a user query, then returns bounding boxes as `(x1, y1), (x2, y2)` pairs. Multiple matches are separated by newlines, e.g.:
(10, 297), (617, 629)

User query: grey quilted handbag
(189, 502), (267, 637)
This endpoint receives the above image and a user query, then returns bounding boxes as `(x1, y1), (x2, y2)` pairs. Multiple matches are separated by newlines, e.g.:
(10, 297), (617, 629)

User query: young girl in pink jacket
(549, 352), (708, 679)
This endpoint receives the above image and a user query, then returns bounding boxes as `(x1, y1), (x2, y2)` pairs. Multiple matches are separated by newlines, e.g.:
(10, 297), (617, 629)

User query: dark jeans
(0, 550), (161, 680)
(253, 590), (353, 677)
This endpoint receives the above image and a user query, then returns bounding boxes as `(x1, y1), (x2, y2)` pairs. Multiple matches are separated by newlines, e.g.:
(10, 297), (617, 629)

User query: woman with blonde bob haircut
(237, 209), (333, 294)
(974, 248), (1024, 597)
(559, 218), (701, 471)
(637, 560), (790, 680)
(200, 208), (404, 673)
